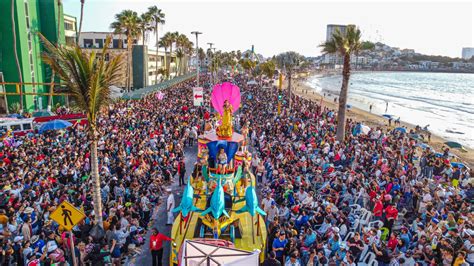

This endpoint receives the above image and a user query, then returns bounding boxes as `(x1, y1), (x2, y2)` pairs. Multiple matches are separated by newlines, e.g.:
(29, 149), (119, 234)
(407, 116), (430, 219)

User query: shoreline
(292, 77), (474, 168)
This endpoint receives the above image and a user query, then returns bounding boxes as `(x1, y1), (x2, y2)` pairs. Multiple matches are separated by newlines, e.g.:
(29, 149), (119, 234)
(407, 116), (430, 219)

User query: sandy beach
(291, 75), (474, 168)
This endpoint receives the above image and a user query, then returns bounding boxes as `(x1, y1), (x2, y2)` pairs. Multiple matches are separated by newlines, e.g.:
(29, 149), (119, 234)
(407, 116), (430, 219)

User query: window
(113, 39), (121, 49)
(83, 39), (93, 48)
(64, 22), (74, 31)
(105, 53), (110, 61)
(95, 39), (103, 48)
(11, 125), (21, 131)
(22, 124), (32, 130)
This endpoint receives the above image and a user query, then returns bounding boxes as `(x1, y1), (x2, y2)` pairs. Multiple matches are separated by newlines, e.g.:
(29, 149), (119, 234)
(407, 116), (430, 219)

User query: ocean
(306, 71), (474, 149)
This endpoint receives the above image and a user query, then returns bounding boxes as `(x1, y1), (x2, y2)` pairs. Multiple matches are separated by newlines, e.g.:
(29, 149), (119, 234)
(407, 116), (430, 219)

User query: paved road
(134, 145), (197, 266)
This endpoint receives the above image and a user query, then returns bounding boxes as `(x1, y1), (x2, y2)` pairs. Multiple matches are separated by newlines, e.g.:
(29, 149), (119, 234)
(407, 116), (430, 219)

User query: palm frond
(40, 34), (123, 128)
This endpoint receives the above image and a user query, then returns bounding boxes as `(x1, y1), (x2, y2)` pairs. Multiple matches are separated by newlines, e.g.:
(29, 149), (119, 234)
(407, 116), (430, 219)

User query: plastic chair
(368, 220), (383, 229)
(344, 231), (354, 242)
(350, 219), (360, 233)
(358, 244), (369, 262)
(358, 251), (377, 266)
(339, 224), (348, 239)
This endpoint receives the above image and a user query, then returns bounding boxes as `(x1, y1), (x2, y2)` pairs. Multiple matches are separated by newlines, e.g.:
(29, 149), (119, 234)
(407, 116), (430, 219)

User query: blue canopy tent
(451, 162), (465, 169)
(206, 140), (239, 164)
(394, 127), (407, 133)
(39, 120), (72, 133)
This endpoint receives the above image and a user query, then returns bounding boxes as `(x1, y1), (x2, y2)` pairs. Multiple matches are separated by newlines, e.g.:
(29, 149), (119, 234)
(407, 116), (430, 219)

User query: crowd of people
(0, 77), (208, 265)
(230, 76), (472, 266)
(1, 71), (473, 266)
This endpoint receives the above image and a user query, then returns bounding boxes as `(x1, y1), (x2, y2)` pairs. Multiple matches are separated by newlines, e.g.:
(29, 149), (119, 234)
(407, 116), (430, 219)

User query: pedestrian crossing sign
(50, 200), (86, 231)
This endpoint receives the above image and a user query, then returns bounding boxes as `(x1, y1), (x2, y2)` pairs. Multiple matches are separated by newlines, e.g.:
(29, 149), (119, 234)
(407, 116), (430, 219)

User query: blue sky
(63, 0), (473, 58)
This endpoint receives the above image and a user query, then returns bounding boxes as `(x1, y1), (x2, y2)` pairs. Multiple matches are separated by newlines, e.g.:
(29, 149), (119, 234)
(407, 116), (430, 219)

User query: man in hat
(166, 188), (175, 225)
(272, 231), (287, 265)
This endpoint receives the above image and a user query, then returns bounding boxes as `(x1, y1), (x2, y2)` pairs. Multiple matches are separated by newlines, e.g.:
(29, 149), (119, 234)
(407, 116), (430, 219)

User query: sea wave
(308, 71), (474, 148)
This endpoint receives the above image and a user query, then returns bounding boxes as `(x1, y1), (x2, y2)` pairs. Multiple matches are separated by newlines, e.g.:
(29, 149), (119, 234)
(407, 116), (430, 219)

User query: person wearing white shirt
(267, 202), (279, 222)
(262, 194), (273, 214)
(166, 189), (175, 225)
(296, 188), (308, 202)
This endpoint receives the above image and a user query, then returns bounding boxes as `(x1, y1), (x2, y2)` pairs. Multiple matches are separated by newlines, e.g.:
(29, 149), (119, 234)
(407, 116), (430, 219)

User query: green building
(0, 0), (75, 113)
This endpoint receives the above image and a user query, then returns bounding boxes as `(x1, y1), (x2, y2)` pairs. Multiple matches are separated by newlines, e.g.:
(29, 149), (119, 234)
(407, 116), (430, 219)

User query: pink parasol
(155, 91), (164, 100)
(211, 82), (241, 115)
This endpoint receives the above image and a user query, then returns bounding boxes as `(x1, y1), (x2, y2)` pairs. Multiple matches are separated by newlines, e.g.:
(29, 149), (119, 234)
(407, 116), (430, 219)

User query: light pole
(207, 43), (214, 85)
(191, 31), (202, 86)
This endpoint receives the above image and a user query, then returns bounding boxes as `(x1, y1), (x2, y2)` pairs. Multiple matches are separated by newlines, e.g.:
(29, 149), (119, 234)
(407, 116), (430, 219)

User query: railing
(0, 82), (72, 97)
(122, 71), (197, 100)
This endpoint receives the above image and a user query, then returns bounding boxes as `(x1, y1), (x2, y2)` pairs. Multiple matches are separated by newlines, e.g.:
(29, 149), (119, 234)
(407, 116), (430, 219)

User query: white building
(63, 14), (77, 46)
(462, 47), (474, 60)
(79, 32), (142, 49)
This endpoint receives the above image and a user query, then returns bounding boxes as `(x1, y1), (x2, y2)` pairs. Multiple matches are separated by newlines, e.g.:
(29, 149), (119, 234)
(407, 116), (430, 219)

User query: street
(134, 145), (198, 266)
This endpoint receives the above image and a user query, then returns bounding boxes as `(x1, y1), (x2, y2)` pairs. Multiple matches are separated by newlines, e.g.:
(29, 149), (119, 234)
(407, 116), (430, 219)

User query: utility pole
(207, 43), (214, 85)
(191, 31), (202, 86)
(278, 73), (282, 115)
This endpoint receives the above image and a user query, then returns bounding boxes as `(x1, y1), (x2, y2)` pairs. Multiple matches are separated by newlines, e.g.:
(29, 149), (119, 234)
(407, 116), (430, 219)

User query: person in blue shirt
(303, 228), (316, 248)
(327, 234), (341, 257)
(272, 231), (288, 265)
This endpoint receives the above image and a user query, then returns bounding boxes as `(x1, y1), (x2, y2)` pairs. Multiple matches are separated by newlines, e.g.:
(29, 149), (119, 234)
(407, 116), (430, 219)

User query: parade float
(170, 82), (267, 265)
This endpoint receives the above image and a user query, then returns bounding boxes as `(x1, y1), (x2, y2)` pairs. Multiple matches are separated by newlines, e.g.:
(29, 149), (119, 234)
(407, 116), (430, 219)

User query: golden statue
(216, 100), (233, 138)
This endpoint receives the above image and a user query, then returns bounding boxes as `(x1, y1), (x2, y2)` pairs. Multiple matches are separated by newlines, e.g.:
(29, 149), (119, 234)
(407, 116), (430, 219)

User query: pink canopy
(155, 91), (164, 100)
(211, 82), (241, 115)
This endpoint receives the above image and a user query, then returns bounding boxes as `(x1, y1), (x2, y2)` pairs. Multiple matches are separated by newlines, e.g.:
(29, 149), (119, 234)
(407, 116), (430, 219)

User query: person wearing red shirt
(150, 228), (173, 266)
(373, 197), (383, 220)
(384, 203), (398, 236)
(387, 232), (398, 251)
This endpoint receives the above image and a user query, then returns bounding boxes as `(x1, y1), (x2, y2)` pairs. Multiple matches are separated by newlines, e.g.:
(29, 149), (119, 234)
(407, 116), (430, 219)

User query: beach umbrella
(39, 120), (72, 133)
(382, 114), (393, 119)
(32, 110), (54, 117)
(360, 124), (371, 135)
(394, 127), (407, 133)
(451, 162), (465, 169)
(246, 80), (258, 85)
(444, 141), (464, 149)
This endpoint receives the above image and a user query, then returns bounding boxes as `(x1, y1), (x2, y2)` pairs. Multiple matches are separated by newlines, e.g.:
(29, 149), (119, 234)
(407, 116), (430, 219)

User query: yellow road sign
(50, 201), (86, 231)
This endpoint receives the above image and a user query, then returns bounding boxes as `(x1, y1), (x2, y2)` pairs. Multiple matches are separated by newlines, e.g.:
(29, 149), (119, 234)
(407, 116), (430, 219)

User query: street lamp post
(207, 43), (214, 86)
(191, 31), (202, 86)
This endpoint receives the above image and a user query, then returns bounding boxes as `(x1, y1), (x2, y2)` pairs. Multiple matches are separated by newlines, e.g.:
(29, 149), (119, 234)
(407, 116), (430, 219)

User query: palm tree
(40, 35), (123, 229)
(77, 0), (85, 44)
(198, 48), (205, 69)
(182, 39), (194, 74)
(275, 51), (303, 111)
(11, 0), (23, 113)
(175, 48), (184, 76)
(319, 25), (371, 142)
(160, 32), (174, 79)
(111, 10), (140, 91)
(158, 38), (169, 80)
(147, 6), (165, 84)
(168, 32), (179, 77)
(138, 12), (153, 46)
